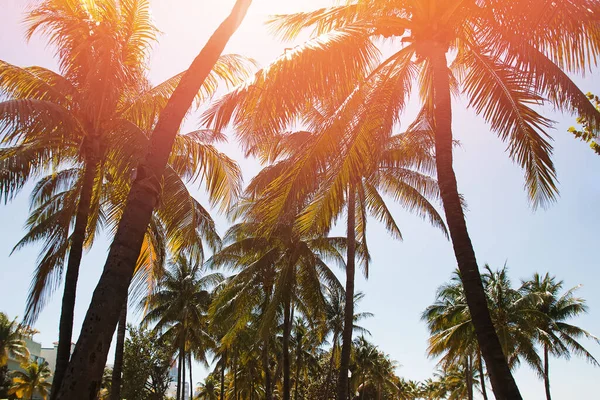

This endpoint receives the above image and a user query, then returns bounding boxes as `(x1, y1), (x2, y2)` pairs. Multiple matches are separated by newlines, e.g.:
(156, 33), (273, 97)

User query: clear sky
(1, 1), (599, 399)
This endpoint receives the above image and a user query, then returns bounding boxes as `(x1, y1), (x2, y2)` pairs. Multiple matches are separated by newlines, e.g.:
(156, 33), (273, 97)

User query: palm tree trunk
(181, 349), (186, 400)
(49, 155), (98, 400)
(323, 340), (337, 400)
(177, 347), (183, 400)
(233, 352), (238, 400)
(293, 331), (302, 400)
(337, 184), (356, 400)
(283, 295), (292, 400)
(263, 337), (272, 400)
(466, 356), (473, 400)
(544, 345), (551, 400)
(109, 304), (127, 400)
(220, 351), (227, 400)
(189, 353), (193, 400)
(430, 48), (522, 400)
(478, 350), (489, 400)
(53, 3), (252, 399)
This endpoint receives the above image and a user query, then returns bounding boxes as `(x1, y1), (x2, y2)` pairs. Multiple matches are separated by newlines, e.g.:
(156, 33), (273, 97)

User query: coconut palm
(209, 217), (347, 400)
(52, 2), (252, 396)
(142, 255), (222, 400)
(9, 360), (52, 400)
(0, 312), (29, 366)
(197, 374), (220, 400)
(0, 2), (249, 397)
(203, 1), (600, 397)
(520, 273), (600, 400)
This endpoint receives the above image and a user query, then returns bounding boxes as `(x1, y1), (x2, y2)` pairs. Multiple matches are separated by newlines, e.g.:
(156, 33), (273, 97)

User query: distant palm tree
(9, 360), (52, 400)
(521, 273), (600, 400)
(0, 312), (29, 366)
(196, 374), (219, 400)
(143, 256), (222, 400)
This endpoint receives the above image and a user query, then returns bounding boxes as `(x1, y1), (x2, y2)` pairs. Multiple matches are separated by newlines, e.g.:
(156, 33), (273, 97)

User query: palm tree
(520, 273), (600, 400)
(423, 266), (542, 399)
(0, 2), (248, 396)
(0, 312), (29, 366)
(203, 2), (600, 397)
(52, 2), (252, 396)
(9, 360), (52, 400)
(142, 255), (222, 400)
(209, 218), (346, 400)
(197, 374), (219, 400)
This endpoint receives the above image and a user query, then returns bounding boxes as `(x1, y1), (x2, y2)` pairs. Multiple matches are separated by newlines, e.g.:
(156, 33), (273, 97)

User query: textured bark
(478, 350), (489, 400)
(54, 2), (252, 399)
(49, 155), (98, 400)
(337, 185), (356, 400)
(430, 48), (522, 400)
(109, 304), (127, 400)
(544, 345), (552, 400)
(282, 296), (292, 400)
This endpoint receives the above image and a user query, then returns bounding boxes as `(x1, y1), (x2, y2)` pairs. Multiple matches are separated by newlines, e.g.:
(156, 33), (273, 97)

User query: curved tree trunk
(283, 295), (292, 400)
(189, 353), (193, 400)
(109, 304), (127, 400)
(54, 3), (252, 399)
(49, 155), (98, 400)
(430, 48), (522, 400)
(544, 345), (551, 400)
(337, 185), (356, 400)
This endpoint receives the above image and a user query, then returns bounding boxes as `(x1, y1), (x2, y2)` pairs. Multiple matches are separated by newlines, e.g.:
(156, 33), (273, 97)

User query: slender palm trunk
(430, 48), (522, 400)
(49, 155), (98, 400)
(54, 3), (252, 399)
(233, 352), (238, 400)
(109, 304), (127, 400)
(337, 185), (356, 400)
(293, 331), (302, 400)
(189, 353), (193, 400)
(283, 296), (292, 400)
(478, 350), (489, 400)
(220, 351), (226, 400)
(263, 337), (272, 400)
(181, 349), (186, 400)
(466, 356), (473, 400)
(177, 347), (183, 400)
(323, 340), (337, 400)
(544, 345), (551, 400)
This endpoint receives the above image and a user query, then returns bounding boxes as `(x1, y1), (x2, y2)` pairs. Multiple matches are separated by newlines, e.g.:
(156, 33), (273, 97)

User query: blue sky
(1, 1), (599, 398)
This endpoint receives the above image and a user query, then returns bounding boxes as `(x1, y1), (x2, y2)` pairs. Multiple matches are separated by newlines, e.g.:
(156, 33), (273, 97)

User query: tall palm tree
(0, 312), (29, 366)
(53, 2), (252, 396)
(142, 255), (222, 400)
(9, 360), (52, 400)
(203, 2), (600, 397)
(520, 273), (600, 400)
(0, 2), (249, 397)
